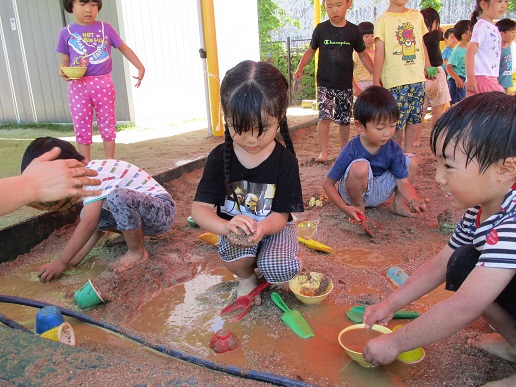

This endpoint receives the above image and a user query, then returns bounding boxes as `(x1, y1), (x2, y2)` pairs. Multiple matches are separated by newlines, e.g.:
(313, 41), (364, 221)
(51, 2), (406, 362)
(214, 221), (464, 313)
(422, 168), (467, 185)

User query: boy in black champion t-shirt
(294, 0), (373, 162)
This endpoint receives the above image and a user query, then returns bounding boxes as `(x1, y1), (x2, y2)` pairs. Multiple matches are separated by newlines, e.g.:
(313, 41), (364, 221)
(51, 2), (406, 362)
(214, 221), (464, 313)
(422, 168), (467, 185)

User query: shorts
(217, 223), (301, 283)
(337, 154), (414, 208)
(93, 190), (176, 235)
(448, 77), (467, 105)
(424, 67), (451, 107)
(317, 86), (353, 125)
(446, 245), (516, 319)
(355, 80), (373, 93)
(466, 75), (505, 97)
(388, 82), (425, 131)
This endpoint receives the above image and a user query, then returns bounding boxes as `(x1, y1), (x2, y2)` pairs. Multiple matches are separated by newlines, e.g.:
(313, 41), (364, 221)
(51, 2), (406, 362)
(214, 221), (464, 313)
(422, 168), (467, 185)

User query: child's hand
(38, 261), (67, 283)
(466, 78), (477, 94)
(455, 78), (465, 89)
(225, 215), (257, 237)
(342, 206), (362, 222)
(363, 302), (395, 328)
(59, 67), (71, 81)
(362, 331), (401, 366)
(133, 67), (145, 88)
(247, 223), (266, 245)
(407, 198), (428, 214)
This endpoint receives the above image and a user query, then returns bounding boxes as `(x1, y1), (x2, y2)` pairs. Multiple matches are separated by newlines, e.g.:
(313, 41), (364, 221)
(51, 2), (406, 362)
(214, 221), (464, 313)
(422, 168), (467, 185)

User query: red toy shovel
(220, 281), (270, 322)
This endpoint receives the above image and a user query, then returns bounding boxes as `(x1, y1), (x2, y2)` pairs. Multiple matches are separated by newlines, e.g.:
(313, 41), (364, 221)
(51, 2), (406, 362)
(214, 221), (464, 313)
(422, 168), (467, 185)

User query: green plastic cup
(426, 66), (438, 77)
(74, 279), (105, 310)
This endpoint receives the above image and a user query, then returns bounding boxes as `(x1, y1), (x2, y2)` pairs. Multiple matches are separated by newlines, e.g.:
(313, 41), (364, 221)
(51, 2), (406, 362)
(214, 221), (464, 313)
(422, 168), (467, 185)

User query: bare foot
(468, 333), (516, 362)
(110, 250), (149, 273)
(236, 274), (262, 305)
(390, 201), (416, 218)
(413, 140), (422, 147)
(103, 233), (125, 247)
(316, 152), (327, 163)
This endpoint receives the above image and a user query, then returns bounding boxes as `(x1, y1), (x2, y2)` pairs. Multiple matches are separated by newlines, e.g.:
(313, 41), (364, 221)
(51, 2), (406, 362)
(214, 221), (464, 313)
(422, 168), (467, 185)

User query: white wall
(118, 0), (260, 127)
(215, 0), (260, 80)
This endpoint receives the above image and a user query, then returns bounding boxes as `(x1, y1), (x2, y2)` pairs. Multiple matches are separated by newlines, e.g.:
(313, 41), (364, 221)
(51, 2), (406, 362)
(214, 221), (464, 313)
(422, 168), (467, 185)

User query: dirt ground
(1, 119), (516, 386)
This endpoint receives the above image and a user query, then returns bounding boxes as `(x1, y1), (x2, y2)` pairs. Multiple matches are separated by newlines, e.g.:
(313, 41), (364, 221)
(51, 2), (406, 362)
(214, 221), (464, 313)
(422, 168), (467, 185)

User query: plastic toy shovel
(271, 292), (315, 339)
(297, 236), (334, 254)
(346, 305), (420, 324)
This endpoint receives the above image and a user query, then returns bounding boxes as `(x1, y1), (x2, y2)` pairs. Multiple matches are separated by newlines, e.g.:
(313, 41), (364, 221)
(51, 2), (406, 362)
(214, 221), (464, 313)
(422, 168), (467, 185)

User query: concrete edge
(0, 118), (318, 264)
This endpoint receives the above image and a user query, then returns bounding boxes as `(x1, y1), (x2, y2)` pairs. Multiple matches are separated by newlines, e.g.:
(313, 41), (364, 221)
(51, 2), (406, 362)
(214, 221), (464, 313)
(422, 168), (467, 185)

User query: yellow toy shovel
(298, 236), (333, 254)
(199, 232), (218, 246)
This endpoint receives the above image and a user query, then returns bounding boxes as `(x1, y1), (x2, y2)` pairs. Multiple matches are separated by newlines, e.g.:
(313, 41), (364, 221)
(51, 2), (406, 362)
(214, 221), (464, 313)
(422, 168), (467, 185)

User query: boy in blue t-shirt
(495, 19), (516, 93)
(323, 86), (427, 220)
(441, 28), (457, 74)
(447, 20), (471, 105)
(294, 0), (373, 162)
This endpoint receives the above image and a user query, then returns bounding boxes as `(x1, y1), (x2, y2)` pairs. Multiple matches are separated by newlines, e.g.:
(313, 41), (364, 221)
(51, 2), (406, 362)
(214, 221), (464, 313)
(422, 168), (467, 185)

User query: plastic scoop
(355, 212), (382, 237)
(298, 236), (333, 254)
(220, 281), (270, 322)
(271, 292), (315, 338)
(346, 305), (420, 324)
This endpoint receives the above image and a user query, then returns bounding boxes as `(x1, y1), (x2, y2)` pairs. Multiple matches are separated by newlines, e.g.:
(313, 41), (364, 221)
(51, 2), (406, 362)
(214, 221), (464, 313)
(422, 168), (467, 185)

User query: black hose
(0, 311), (33, 333)
(0, 295), (313, 387)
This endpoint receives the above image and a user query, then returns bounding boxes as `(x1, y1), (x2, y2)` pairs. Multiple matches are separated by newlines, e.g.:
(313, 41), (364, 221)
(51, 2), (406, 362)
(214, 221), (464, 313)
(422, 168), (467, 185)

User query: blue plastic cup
(35, 306), (64, 334)
(387, 266), (409, 287)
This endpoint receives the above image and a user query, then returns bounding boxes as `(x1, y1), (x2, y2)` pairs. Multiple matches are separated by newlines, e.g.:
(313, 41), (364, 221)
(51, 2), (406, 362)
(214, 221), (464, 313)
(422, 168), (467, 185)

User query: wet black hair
(220, 60), (294, 200)
(495, 18), (516, 33)
(420, 8), (440, 31)
(358, 22), (374, 36)
(444, 28), (454, 40)
(430, 92), (516, 173)
(21, 137), (84, 173)
(453, 20), (471, 41)
(353, 85), (399, 127)
(63, 0), (102, 13)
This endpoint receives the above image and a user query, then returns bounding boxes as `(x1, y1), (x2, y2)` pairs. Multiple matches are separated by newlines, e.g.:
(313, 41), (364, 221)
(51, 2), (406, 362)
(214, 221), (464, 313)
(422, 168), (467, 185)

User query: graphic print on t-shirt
(221, 180), (276, 221)
(394, 22), (419, 64)
(68, 23), (109, 67)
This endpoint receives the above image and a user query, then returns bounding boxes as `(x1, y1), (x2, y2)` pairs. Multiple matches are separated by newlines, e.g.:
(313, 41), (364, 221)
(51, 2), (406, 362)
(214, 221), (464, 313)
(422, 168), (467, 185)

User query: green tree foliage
(420, 0), (443, 12)
(258, 0), (316, 102)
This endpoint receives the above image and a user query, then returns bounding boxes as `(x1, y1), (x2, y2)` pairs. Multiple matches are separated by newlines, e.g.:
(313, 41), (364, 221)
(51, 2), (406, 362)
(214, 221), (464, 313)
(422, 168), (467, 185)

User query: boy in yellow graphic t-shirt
(373, 0), (432, 153)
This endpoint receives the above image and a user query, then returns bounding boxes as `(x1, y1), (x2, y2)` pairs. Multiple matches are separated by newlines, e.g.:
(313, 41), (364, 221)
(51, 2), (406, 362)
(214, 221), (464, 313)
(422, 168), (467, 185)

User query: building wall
(0, 0), (260, 127)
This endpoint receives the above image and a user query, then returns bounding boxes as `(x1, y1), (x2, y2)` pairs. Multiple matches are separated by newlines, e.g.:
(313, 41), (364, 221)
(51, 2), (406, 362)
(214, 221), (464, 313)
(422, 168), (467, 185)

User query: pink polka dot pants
(68, 73), (117, 144)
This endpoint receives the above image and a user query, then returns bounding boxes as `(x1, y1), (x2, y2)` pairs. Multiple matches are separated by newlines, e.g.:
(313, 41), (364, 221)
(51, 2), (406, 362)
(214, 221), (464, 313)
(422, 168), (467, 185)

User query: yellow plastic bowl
(338, 324), (392, 367)
(289, 271), (333, 305)
(61, 66), (86, 79)
(392, 324), (426, 364)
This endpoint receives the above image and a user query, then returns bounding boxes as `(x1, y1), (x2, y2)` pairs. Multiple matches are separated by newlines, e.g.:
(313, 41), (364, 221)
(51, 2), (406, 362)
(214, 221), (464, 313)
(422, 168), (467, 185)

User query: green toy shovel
(271, 292), (315, 338)
(346, 305), (420, 324)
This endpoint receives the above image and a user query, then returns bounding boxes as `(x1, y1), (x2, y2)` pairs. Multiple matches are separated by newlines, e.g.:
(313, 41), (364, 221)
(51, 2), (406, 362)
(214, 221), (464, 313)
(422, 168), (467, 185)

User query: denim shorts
(317, 86), (353, 125)
(388, 82), (425, 131)
(337, 154), (413, 208)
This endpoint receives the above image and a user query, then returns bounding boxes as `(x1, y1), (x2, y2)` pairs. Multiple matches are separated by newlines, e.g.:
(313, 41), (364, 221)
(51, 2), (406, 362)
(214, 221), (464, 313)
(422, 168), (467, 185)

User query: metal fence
(265, 0), (516, 106)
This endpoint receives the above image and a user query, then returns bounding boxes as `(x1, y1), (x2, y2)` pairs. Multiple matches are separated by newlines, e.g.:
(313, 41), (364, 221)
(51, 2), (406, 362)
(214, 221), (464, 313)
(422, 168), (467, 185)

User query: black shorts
(446, 245), (516, 319)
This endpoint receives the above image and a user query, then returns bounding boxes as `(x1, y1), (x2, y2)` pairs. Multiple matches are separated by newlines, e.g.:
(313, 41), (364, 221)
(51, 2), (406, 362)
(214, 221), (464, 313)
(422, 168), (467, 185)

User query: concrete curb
(0, 117), (318, 264)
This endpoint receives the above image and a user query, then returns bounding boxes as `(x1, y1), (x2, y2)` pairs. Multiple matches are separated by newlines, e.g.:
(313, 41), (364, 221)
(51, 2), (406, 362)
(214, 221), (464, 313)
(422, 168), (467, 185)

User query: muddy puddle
(0, 246), (451, 386)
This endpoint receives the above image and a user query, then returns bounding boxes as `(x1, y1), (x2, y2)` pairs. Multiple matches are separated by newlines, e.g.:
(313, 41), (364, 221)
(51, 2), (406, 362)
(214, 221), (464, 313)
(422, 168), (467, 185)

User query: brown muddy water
(0, 247), (451, 386)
